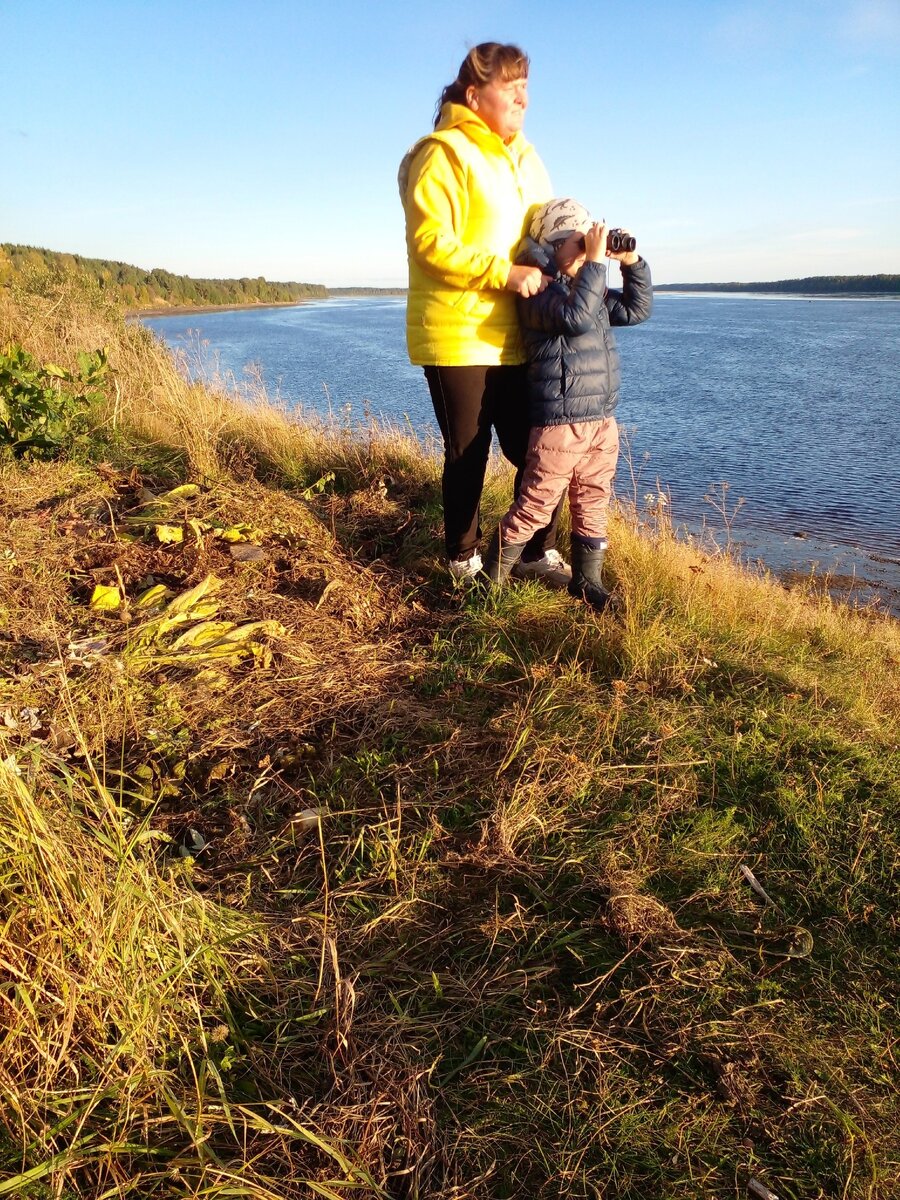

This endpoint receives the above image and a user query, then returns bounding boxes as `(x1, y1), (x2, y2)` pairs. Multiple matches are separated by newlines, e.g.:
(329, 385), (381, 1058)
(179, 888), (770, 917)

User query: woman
(399, 42), (569, 582)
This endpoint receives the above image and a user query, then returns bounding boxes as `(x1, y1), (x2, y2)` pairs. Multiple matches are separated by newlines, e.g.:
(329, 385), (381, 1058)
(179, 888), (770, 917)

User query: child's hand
(606, 228), (640, 266)
(585, 222), (608, 263)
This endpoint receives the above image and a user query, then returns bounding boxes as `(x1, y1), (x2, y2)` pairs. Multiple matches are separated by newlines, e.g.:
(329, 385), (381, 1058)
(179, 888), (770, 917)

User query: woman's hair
(434, 42), (529, 127)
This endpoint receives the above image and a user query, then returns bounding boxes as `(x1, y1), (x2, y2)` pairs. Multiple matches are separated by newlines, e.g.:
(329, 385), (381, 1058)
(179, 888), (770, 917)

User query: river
(143, 293), (900, 612)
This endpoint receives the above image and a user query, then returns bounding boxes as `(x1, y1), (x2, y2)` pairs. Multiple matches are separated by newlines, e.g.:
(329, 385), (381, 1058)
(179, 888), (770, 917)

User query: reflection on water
(144, 294), (900, 608)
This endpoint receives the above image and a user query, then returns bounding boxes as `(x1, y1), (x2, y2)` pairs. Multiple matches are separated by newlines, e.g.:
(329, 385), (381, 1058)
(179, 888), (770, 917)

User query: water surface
(144, 294), (900, 607)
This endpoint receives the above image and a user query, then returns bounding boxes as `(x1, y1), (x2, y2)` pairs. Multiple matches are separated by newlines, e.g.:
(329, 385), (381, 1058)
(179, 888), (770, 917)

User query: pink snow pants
(500, 419), (619, 545)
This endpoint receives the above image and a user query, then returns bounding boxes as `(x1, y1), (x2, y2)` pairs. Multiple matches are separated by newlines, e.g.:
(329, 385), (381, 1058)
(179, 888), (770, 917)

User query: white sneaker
(512, 548), (572, 588)
(448, 552), (483, 580)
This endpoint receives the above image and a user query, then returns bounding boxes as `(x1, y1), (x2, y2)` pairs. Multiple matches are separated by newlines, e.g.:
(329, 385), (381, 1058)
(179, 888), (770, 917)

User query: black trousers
(423, 364), (561, 561)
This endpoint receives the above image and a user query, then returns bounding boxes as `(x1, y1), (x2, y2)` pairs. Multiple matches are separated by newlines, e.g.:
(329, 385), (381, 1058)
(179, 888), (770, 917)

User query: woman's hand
(506, 264), (550, 297)
(584, 222), (608, 263)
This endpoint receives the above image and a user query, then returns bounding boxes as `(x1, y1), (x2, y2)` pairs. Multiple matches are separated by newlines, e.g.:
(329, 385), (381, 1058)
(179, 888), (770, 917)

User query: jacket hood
(434, 101), (526, 144)
(398, 103), (530, 205)
(515, 235), (558, 275)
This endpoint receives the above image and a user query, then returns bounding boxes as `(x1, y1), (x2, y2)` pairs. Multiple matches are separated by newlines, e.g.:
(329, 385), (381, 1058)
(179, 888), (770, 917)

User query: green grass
(0, 275), (898, 1198)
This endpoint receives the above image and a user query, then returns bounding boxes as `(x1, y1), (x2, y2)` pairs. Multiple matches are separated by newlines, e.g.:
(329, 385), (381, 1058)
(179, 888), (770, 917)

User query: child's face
(553, 231), (587, 278)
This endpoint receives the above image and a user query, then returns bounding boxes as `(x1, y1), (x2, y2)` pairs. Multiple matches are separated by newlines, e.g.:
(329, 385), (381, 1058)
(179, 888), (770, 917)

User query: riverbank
(130, 298), (310, 317)
(687, 521), (900, 617)
(656, 289), (900, 301)
(130, 289), (900, 312)
(130, 292), (405, 317)
(2, 278), (898, 1200)
(140, 294), (900, 616)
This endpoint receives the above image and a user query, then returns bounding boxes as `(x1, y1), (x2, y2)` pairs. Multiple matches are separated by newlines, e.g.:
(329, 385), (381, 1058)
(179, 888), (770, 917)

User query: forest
(0, 243), (328, 309)
(4, 244), (897, 310)
(655, 274), (900, 294)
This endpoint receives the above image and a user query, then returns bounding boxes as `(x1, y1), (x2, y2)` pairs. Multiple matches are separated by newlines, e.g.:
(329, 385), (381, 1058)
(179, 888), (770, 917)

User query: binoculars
(572, 228), (637, 253)
(607, 228), (637, 253)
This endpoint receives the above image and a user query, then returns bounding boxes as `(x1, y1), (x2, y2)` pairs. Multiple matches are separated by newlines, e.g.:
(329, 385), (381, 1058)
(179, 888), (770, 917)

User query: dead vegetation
(1, 276), (899, 1198)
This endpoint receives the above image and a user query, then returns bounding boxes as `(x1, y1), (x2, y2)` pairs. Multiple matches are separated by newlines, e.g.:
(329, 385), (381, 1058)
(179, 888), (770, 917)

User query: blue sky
(4, 0), (899, 286)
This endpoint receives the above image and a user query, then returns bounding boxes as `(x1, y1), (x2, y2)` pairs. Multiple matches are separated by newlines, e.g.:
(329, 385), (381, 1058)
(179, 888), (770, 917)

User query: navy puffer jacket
(515, 238), (652, 427)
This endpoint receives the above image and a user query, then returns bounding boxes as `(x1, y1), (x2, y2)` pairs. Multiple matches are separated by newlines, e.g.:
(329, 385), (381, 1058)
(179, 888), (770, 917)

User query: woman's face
(467, 74), (528, 141)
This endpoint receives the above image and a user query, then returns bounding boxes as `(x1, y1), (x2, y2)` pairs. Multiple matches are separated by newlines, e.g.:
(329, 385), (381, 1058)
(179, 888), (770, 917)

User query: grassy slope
(1, 272), (898, 1199)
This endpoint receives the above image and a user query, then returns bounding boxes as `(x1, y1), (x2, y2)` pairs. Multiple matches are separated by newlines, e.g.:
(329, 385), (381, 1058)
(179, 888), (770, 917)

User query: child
(482, 197), (653, 610)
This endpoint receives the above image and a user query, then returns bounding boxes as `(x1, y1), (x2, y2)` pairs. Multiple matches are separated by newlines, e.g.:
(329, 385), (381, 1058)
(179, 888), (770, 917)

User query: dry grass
(0, 752), (268, 1195)
(1, 275), (898, 1198)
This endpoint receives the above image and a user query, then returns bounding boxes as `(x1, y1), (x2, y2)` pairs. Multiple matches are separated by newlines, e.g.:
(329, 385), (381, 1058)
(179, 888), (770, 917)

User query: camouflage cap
(529, 198), (593, 253)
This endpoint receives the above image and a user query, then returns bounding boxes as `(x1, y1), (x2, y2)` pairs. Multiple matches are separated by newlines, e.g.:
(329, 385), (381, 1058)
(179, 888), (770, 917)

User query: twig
(748, 1179), (780, 1200)
(740, 864), (778, 909)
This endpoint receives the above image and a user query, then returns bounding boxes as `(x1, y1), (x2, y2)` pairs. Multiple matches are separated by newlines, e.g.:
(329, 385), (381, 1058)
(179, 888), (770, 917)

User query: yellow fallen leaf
(158, 483), (201, 502)
(164, 575), (222, 615)
(90, 584), (121, 611)
(214, 523), (264, 544)
(217, 620), (285, 644)
(131, 575), (223, 649)
(155, 524), (183, 544)
(188, 517), (211, 546)
(169, 620), (238, 652)
(134, 583), (173, 610)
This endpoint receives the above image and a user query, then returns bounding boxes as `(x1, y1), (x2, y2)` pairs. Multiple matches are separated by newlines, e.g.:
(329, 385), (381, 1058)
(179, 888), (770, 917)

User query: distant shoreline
(328, 288), (408, 297)
(132, 284), (900, 319)
(132, 293), (406, 317)
(131, 299), (310, 318)
(655, 289), (900, 300)
(655, 275), (898, 297)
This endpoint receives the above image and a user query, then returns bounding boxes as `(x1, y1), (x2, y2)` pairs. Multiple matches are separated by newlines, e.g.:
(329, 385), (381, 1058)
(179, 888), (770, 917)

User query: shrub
(0, 342), (108, 459)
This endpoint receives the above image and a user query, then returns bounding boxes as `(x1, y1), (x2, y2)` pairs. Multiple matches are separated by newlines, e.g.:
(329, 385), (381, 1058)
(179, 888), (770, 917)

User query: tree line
(655, 275), (900, 295)
(328, 287), (407, 296)
(0, 243), (328, 309)
(7, 244), (895, 307)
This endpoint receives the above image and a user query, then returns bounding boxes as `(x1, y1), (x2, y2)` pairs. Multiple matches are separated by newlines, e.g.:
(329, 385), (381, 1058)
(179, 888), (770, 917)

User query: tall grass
(2, 272), (898, 1198)
(0, 751), (262, 1194)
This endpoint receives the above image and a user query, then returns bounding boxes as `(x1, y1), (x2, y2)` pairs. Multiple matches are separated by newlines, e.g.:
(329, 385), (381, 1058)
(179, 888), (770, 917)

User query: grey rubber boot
(568, 541), (615, 612)
(481, 528), (527, 584)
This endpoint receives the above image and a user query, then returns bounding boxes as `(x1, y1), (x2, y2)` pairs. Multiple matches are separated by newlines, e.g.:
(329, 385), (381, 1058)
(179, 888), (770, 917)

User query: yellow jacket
(399, 103), (552, 366)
